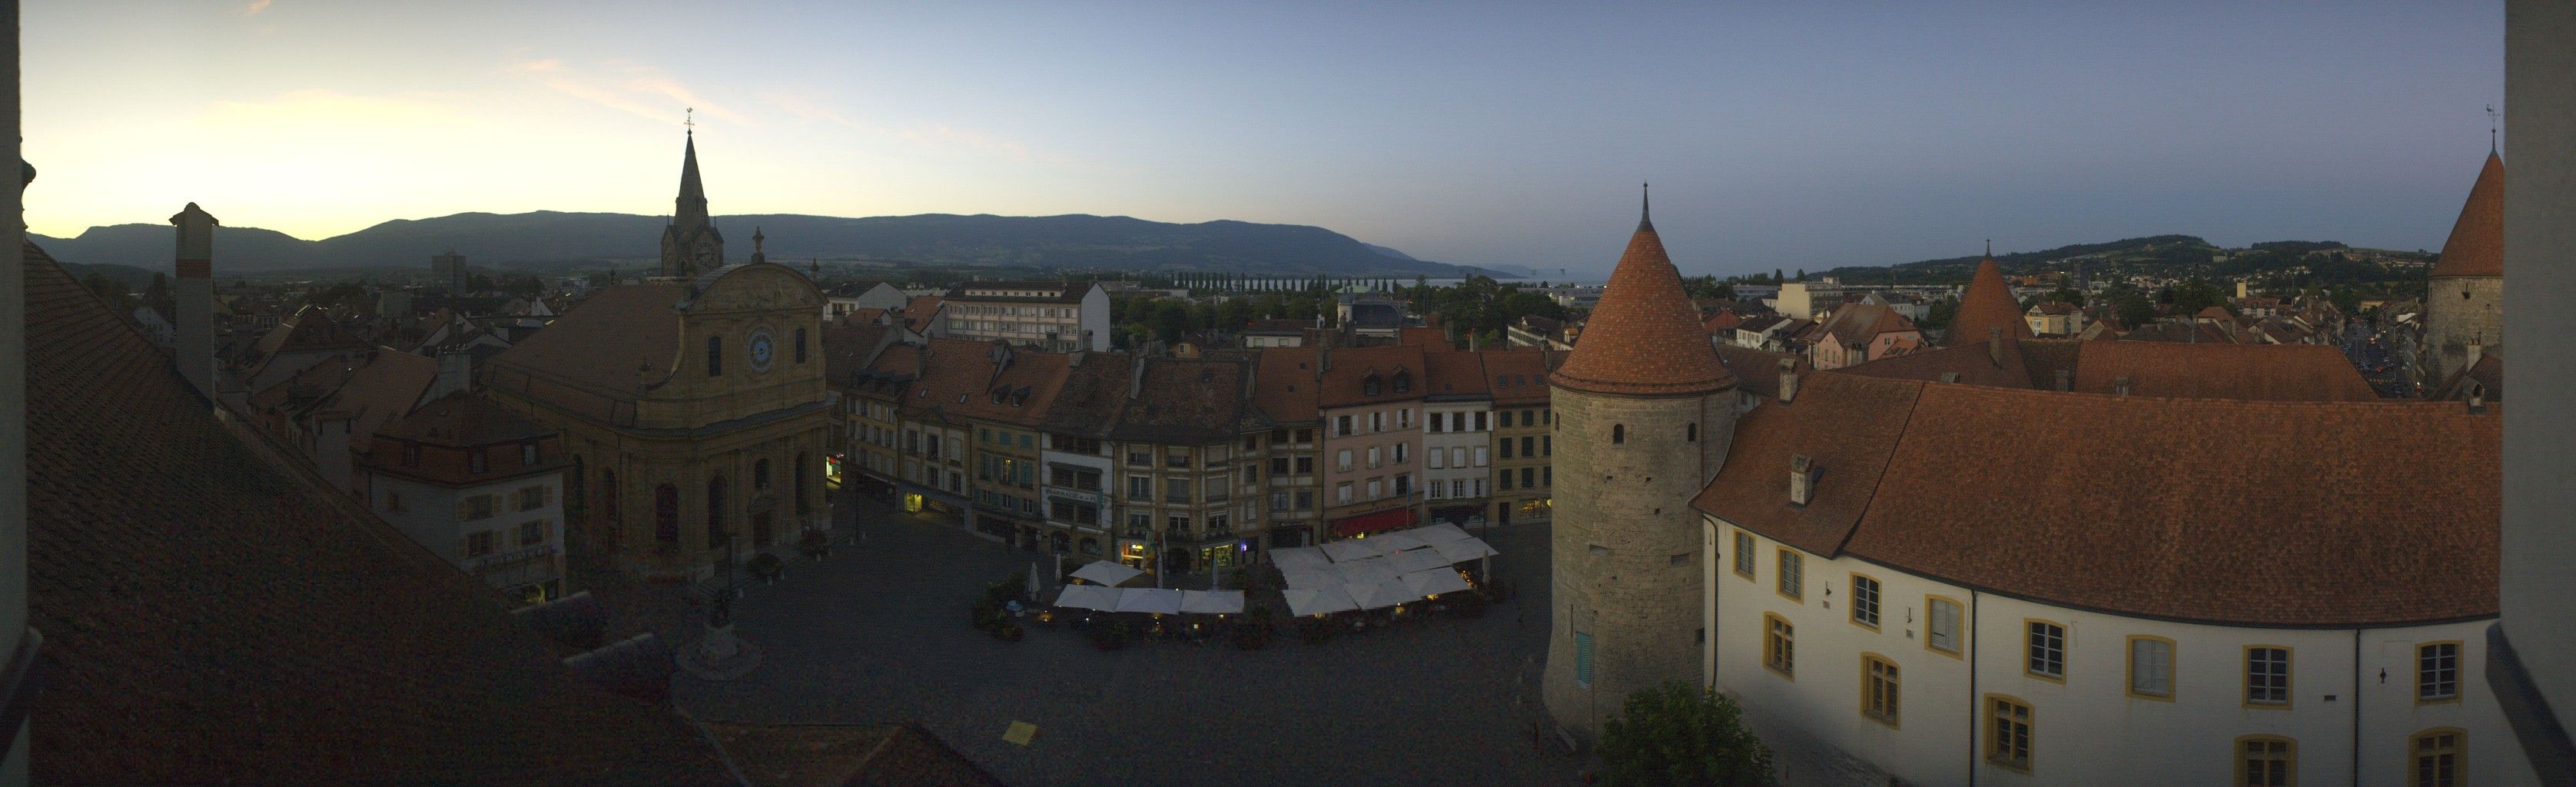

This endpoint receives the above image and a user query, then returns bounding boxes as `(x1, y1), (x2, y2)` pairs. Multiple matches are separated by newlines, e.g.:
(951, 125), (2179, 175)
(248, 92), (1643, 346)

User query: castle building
(2422, 151), (2504, 386)
(482, 133), (831, 581)
(1542, 192), (1738, 739)
(1697, 371), (2525, 785)
(1945, 255), (2035, 347)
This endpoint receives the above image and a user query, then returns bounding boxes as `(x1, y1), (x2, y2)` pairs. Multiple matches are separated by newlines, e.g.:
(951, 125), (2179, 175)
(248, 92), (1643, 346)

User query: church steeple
(659, 126), (725, 278)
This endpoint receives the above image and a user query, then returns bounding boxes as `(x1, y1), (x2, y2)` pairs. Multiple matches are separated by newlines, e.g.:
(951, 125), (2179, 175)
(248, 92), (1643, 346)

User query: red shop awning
(1330, 507), (1419, 538)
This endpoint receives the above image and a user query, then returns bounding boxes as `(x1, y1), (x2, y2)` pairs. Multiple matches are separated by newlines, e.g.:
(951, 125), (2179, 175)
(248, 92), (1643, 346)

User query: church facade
(481, 133), (832, 581)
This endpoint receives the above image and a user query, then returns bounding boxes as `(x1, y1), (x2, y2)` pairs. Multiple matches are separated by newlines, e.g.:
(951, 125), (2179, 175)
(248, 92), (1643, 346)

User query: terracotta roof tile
(1479, 348), (1557, 405)
(1420, 349), (1490, 399)
(2429, 152), (2504, 278)
(1697, 376), (2498, 627)
(22, 242), (737, 784)
(1251, 347), (1323, 423)
(1550, 210), (1734, 396)
(1112, 356), (1260, 442)
(1712, 343), (1808, 400)
(483, 283), (689, 410)
(1947, 258), (2033, 345)
(1314, 344), (1426, 408)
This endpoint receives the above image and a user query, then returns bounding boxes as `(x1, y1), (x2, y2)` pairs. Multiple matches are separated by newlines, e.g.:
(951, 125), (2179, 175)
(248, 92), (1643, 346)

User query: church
(480, 131), (832, 582)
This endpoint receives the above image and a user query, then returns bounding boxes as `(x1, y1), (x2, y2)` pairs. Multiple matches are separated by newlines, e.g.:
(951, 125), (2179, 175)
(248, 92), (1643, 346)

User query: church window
(706, 476), (729, 548)
(707, 335), (724, 376)
(755, 458), (772, 490)
(655, 483), (679, 546)
(794, 327), (808, 364)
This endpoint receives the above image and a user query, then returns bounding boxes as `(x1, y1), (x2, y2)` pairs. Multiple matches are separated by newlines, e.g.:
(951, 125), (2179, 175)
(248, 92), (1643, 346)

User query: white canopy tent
(1411, 523), (1473, 543)
(1349, 577), (1422, 609)
(1114, 587), (1185, 615)
(1372, 531), (1433, 552)
(1400, 567), (1475, 597)
(1052, 584), (1121, 611)
(1283, 586), (1360, 616)
(1319, 540), (1376, 563)
(1334, 556), (1401, 587)
(1069, 560), (1145, 587)
(1430, 538), (1500, 565)
(1270, 546), (1333, 573)
(1389, 547), (1453, 573)
(1280, 566), (1339, 590)
(1179, 589), (1247, 615)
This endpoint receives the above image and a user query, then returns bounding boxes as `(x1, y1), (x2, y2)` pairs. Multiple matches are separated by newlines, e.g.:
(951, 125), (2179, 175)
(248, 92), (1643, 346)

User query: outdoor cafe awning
(1283, 586), (1360, 616)
(1070, 560), (1144, 587)
(1329, 507), (1419, 538)
(1179, 589), (1246, 615)
(1114, 588), (1185, 615)
(1052, 584), (1120, 611)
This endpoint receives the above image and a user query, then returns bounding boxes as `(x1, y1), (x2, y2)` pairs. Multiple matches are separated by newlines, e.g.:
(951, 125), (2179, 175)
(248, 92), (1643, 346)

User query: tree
(2167, 277), (2228, 317)
(1598, 681), (1774, 786)
(80, 273), (126, 305)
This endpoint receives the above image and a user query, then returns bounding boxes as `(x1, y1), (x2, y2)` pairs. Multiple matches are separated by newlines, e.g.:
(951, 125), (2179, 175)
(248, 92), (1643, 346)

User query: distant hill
(1820, 234), (2428, 288)
(31, 211), (1505, 278)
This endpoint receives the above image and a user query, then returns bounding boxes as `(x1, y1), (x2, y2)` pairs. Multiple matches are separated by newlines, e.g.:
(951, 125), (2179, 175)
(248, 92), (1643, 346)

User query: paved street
(672, 494), (1588, 787)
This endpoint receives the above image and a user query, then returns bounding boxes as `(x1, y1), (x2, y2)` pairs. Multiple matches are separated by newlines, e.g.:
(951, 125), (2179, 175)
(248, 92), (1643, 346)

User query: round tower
(1542, 189), (1738, 739)
(2424, 151), (2503, 385)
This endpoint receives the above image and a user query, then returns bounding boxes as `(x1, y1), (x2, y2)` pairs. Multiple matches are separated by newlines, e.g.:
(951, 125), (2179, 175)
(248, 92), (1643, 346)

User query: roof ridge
(1828, 377), (1927, 556)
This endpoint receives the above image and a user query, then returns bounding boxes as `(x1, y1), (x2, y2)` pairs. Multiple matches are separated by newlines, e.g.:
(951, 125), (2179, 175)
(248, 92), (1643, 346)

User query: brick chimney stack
(171, 203), (218, 399)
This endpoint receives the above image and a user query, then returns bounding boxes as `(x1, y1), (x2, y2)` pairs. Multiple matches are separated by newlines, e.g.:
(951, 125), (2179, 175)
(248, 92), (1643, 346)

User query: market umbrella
(1349, 577), (1422, 609)
(1400, 567), (1474, 597)
(1431, 538), (1499, 564)
(1335, 556), (1400, 587)
(1052, 584), (1120, 611)
(1389, 547), (1452, 573)
(1283, 586), (1360, 616)
(1280, 566), (1339, 590)
(1179, 589), (1246, 615)
(1114, 587), (1185, 615)
(1320, 540), (1376, 563)
(1412, 523), (1473, 543)
(1070, 560), (1145, 587)
(1373, 531), (1432, 552)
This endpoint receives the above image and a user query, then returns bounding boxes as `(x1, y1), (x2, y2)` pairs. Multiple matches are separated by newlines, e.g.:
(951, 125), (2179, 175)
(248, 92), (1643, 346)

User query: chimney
(1129, 354), (1150, 397)
(1986, 327), (2003, 367)
(1777, 357), (1799, 404)
(2467, 341), (2484, 367)
(1318, 348), (1333, 374)
(2053, 369), (2071, 392)
(2468, 384), (2488, 415)
(1938, 372), (1960, 384)
(171, 203), (218, 399)
(2114, 375), (2131, 396)
(1066, 350), (1084, 368)
(1788, 454), (1814, 506)
(423, 350), (473, 402)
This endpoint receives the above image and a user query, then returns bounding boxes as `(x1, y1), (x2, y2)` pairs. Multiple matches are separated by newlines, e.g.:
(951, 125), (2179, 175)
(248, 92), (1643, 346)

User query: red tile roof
(901, 295), (947, 333)
(2429, 152), (2504, 278)
(1315, 344), (1426, 409)
(1549, 211), (1734, 396)
(1947, 258), (2033, 345)
(1697, 374), (2498, 627)
(1837, 337), (2374, 402)
(1420, 349), (1491, 399)
(1250, 346), (1323, 423)
(1397, 326), (1452, 347)
(1701, 310), (1743, 334)
(1713, 344), (1808, 400)
(482, 283), (689, 417)
(22, 242), (738, 784)
(1480, 348), (1557, 405)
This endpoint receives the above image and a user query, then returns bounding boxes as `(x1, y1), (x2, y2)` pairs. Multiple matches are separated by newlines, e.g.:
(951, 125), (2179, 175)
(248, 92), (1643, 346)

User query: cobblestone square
(671, 496), (1587, 787)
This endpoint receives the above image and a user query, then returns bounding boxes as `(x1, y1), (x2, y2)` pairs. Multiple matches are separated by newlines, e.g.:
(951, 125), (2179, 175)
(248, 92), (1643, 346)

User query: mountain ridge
(30, 210), (1504, 278)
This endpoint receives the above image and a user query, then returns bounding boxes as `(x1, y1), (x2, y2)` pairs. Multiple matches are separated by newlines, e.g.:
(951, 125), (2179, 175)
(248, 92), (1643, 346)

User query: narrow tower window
(706, 335), (724, 376)
(1612, 423), (1625, 444)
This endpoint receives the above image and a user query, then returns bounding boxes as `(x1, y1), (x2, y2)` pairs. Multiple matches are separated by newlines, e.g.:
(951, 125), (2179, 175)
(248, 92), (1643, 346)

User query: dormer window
(1393, 373), (1412, 394)
(1363, 376), (1381, 397)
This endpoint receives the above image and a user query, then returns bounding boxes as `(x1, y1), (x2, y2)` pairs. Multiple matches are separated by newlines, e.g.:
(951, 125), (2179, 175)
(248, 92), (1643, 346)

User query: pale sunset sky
(24, 2), (2502, 276)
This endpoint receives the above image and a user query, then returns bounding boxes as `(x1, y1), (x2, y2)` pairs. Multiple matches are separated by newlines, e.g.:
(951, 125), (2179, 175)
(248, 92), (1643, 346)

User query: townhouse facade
(1313, 345), (1428, 540)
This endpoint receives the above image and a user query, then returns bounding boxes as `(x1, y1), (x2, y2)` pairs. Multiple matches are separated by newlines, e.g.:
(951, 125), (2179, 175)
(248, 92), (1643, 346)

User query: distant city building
(430, 249), (468, 292)
(941, 281), (1110, 352)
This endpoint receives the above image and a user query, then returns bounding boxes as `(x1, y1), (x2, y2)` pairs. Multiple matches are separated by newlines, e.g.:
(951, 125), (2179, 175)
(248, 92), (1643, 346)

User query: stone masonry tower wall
(1542, 387), (1732, 737)
(1539, 190), (1739, 740)
(2422, 151), (2505, 385)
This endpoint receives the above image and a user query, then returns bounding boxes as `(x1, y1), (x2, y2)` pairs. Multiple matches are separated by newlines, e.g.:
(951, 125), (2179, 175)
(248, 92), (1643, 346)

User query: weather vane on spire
(2487, 104), (2498, 153)
(686, 107), (695, 132)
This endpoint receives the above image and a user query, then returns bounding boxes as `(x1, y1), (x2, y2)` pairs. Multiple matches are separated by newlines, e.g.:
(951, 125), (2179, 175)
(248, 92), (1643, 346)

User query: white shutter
(1429, 450), (1445, 470)
(1472, 447), (1489, 467)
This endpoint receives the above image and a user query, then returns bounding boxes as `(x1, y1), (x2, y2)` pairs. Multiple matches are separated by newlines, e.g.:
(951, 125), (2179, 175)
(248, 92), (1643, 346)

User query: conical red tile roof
(1550, 201), (1734, 397)
(2429, 152), (2502, 278)
(1947, 257), (2033, 346)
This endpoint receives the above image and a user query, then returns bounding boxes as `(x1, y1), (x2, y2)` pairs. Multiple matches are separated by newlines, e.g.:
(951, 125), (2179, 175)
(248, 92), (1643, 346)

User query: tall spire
(675, 131), (709, 231)
(1639, 182), (1652, 231)
(1949, 254), (2035, 345)
(2429, 151), (2504, 278)
(659, 125), (725, 277)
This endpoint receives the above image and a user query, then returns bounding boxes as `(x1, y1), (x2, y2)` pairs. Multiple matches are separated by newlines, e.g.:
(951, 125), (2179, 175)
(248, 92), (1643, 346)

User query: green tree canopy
(1598, 681), (1774, 787)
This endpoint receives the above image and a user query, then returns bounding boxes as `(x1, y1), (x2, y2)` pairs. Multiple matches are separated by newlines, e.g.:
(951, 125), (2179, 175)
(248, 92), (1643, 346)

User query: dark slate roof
(23, 241), (739, 785)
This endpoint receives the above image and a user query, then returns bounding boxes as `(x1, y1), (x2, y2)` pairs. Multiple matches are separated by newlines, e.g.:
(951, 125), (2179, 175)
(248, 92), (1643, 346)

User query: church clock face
(748, 329), (775, 373)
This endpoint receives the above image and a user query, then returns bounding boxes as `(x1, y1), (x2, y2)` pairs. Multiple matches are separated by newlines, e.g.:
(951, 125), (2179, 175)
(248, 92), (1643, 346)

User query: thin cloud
(511, 57), (750, 128)
(244, 0), (272, 15)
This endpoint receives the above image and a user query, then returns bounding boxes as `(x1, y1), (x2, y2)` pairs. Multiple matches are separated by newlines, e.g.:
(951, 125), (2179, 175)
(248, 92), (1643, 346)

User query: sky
(25, 2), (2503, 278)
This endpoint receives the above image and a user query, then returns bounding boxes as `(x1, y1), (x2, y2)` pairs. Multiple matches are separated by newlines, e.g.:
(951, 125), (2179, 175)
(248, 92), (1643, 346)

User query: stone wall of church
(2424, 274), (2504, 384)
(1542, 385), (1733, 739)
